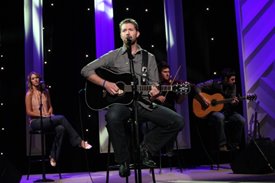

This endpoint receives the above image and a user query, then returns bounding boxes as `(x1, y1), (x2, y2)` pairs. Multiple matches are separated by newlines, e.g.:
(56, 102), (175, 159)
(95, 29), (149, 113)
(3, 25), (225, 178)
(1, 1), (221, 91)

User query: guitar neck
(216, 96), (247, 104)
(124, 85), (173, 92)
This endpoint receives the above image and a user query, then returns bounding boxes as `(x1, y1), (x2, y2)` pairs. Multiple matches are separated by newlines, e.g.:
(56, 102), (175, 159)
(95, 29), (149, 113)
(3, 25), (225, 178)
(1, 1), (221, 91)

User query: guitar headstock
(173, 81), (191, 94)
(247, 93), (257, 101)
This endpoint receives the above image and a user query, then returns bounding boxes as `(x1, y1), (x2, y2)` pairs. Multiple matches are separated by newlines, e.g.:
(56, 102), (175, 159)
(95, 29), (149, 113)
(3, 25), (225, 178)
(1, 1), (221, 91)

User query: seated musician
(194, 68), (245, 151)
(154, 61), (186, 156)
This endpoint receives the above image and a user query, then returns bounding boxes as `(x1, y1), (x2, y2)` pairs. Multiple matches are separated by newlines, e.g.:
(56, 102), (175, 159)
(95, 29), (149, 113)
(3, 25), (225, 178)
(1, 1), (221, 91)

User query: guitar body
(85, 68), (133, 111)
(193, 92), (224, 118)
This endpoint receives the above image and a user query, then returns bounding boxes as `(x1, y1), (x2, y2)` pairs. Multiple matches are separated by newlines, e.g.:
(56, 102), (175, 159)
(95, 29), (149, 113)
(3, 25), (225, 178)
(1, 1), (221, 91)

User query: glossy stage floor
(20, 164), (275, 183)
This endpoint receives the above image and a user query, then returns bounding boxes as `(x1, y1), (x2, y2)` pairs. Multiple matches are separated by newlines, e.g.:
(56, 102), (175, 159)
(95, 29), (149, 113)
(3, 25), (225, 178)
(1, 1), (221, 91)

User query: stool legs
(158, 138), (183, 174)
(149, 167), (156, 183)
(27, 132), (33, 180)
(106, 133), (156, 183)
(27, 131), (62, 180)
(106, 135), (129, 183)
(106, 135), (111, 183)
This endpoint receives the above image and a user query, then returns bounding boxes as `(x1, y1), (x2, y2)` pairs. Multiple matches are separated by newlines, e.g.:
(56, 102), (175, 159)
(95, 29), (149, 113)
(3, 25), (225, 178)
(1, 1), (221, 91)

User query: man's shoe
(119, 162), (130, 177)
(230, 143), (240, 151)
(219, 145), (229, 152)
(165, 150), (174, 157)
(140, 144), (157, 168)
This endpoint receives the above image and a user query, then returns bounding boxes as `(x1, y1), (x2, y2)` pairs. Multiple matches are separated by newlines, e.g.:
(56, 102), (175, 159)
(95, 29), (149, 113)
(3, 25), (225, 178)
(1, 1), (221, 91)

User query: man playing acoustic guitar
(81, 18), (185, 177)
(193, 68), (245, 151)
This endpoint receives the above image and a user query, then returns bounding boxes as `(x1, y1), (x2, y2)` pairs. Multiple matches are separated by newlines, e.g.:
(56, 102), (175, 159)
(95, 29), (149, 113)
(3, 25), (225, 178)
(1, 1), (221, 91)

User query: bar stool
(195, 118), (220, 170)
(27, 129), (62, 180)
(158, 138), (184, 173)
(143, 121), (183, 173)
(105, 119), (156, 183)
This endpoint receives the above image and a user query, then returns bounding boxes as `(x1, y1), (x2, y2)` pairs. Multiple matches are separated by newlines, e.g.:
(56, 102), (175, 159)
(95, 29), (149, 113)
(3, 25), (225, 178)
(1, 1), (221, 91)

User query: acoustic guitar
(192, 92), (257, 118)
(85, 68), (191, 111)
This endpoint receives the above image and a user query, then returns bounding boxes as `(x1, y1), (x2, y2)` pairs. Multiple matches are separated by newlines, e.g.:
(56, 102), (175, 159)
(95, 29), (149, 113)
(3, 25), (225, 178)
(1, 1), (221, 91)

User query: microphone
(39, 80), (47, 91)
(126, 37), (132, 47)
(126, 36), (134, 59)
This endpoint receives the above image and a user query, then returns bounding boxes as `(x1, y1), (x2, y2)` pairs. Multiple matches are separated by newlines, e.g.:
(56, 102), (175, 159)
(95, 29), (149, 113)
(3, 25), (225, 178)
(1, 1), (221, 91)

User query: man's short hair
(158, 61), (170, 71)
(119, 18), (139, 31)
(221, 68), (236, 79)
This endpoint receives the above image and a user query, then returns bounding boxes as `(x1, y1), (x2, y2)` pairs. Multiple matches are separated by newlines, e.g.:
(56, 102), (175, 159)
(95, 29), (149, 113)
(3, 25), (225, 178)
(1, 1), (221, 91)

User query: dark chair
(106, 119), (156, 183)
(158, 138), (183, 174)
(195, 118), (221, 170)
(143, 121), (183, 174)
(27, 129), (62, 180)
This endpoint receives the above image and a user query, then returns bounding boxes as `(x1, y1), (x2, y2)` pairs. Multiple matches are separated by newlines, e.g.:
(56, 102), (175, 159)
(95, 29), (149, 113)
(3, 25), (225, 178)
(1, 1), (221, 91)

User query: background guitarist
(81, 18), (184, 177)
(194, 68), (245, 151)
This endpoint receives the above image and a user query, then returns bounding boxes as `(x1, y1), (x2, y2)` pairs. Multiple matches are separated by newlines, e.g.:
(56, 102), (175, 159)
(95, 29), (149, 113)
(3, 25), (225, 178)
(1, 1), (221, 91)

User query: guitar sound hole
(211, 100), (217, 106)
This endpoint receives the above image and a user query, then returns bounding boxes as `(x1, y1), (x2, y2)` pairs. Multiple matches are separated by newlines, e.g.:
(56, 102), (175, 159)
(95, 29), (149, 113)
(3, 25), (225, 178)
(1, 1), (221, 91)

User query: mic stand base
(250, 137), (274, 173)
(34, 178), (54, 182)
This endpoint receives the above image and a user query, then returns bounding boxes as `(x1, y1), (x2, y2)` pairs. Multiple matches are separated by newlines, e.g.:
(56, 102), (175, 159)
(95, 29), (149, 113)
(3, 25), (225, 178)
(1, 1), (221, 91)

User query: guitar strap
(141, 50), (148, 85)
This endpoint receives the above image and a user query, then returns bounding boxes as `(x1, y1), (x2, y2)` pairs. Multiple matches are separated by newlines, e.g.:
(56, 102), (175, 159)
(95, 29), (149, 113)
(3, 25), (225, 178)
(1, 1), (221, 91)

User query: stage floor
(20, 164), (275, 183)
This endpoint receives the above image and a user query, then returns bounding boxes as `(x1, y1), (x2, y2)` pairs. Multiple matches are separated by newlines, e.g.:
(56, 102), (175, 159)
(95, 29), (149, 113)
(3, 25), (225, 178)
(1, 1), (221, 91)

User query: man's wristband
(102, 80), (106, 87)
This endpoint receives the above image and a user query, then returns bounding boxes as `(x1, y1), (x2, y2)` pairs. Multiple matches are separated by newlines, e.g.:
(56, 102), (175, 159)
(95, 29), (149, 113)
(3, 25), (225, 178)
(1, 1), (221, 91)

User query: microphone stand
(252, 101), (261, 139)
(250, 101), (274, 173)
(127, 40), (142, 183)
(34, 86), (54, 182)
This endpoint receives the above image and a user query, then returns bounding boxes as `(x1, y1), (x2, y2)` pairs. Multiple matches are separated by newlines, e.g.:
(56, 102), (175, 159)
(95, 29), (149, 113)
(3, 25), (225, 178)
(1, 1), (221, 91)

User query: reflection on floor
(20, 164), (275, 183)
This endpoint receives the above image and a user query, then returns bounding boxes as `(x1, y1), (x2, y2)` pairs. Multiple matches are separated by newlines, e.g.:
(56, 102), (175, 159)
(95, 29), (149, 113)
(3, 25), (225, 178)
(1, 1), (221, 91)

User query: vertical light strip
(94, 0), (114, 57)
(94, 0), (115, 153)
(234, 0), (248, 140)
(24, 0), (44, 155)
(24, 0), (44, 79)
(164, 0), (190, 149)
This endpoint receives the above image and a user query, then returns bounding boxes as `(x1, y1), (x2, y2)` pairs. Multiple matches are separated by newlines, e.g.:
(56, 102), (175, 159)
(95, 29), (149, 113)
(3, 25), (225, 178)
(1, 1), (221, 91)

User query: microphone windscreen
(39, 81), (47, 90)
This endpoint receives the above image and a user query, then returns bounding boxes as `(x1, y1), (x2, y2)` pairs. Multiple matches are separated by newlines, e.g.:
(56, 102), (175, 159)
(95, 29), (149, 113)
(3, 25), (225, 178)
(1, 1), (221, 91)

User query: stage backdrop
(235, 0), (275, 141)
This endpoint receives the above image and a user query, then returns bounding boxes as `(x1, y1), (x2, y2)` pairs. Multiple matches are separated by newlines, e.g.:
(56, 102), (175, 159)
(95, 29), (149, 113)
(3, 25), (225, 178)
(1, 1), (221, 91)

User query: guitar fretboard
(213, 96), (254, 105)
(123, 85), (173, 92)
